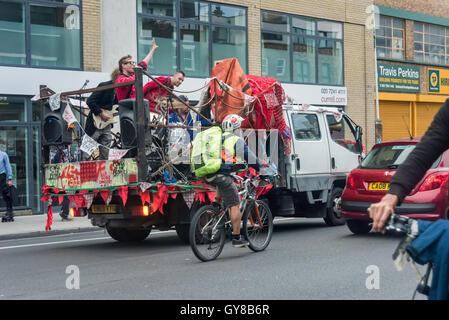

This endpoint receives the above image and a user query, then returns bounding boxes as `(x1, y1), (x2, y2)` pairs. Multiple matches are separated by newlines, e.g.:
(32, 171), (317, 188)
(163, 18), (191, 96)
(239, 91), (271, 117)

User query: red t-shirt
(114, 61), (148, 102)
(143, 76), (173, 112)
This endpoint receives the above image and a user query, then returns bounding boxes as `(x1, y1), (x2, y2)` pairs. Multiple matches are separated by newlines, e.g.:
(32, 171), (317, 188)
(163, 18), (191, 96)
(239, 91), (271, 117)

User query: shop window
(180, 23), (209, 77)
(261, 10), (343, 85)
(261, 32), (290, 82)
(0, 0), (81, 69)
(212, 27), (246, 71)
(376, 16), (404, 60)
(138, 18), (177, 75)
(0, 96), (41, 213)
(414, 22), (448, 66)
(137, 0), (247, 76)
(0, 1), (26, 65)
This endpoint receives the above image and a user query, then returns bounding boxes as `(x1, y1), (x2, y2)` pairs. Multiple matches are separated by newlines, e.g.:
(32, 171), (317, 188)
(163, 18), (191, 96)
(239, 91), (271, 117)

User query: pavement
(0, 213), (101, 241)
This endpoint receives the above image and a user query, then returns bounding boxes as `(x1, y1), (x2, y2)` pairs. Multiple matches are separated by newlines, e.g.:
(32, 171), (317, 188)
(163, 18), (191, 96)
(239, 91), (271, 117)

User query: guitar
(92, 104), (119, 130)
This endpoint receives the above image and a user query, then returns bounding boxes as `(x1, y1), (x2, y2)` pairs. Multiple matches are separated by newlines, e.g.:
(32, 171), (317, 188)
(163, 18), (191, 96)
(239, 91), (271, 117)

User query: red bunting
(156, 184), (169, 214)
(100, 190), (109, 204)
(249, 167), (257, 176)
(256, 184), (273, 199)
(151, 192), (160, 214)
(168, 185), (178, 199)
(117, 186), (129, 206)
(195, 192), (206, 204)
(207, 191), (216, 203)
(74, 195), (86, 210)
(58, 196), (64, 205)
(139, 189), (151, 206)
(45, 204), (53, 231)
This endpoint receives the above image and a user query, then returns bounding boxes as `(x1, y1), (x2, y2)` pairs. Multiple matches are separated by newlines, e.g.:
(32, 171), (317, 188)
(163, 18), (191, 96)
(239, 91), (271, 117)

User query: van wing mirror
(355, 126), (363, 153)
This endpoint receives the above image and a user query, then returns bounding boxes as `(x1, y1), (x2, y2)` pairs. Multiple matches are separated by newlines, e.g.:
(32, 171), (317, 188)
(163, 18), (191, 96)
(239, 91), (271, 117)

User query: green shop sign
(377, 63), (420, 93)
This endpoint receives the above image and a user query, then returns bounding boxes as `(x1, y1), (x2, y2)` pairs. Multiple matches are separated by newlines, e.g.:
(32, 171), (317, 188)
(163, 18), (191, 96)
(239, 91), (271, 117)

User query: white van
(262, 104), (364, 226)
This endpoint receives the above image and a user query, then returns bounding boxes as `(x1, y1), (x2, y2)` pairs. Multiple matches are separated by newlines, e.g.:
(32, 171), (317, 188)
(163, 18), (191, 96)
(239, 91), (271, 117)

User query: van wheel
(347, 220), (372, 235)
(175, 224), (190, 244)
(106, 226), (151, 242)
(324, 187), (345, 226)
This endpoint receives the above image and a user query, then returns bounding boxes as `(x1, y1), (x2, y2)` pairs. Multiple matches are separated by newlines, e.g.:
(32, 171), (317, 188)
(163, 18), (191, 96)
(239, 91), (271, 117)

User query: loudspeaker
(118, 98), (149, 148)
(43, 101), (73, 145)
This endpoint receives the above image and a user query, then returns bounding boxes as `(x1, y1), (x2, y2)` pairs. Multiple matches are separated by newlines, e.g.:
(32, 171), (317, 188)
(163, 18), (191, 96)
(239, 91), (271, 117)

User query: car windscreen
(360, 144), (441, 169)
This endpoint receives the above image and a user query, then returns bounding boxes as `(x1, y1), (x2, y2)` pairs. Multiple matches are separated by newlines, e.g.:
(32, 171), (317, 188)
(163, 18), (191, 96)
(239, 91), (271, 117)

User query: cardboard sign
(80, 134), (99, 157)
(62, 105), (77, 125)
(108, 148), (129, 160)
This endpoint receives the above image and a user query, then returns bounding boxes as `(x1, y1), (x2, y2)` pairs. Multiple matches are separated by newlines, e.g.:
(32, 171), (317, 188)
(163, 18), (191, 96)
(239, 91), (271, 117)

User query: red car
(341, 137), (449, 234)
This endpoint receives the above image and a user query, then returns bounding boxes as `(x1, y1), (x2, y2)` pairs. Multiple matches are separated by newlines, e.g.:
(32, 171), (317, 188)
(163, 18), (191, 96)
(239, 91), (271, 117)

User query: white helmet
(222, 114), (244, 132)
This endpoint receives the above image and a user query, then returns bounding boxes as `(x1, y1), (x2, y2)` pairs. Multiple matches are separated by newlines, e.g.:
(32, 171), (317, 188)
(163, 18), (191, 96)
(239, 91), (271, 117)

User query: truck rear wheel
(324, 187), (345, 226)
(175, 224), (190, 244)
(106, 226), (151, 242)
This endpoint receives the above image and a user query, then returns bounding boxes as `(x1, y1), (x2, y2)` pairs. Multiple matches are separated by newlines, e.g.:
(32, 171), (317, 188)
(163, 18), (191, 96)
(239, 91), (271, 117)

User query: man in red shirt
(114, 38), (158, 102)
(143, 70), (185, 113)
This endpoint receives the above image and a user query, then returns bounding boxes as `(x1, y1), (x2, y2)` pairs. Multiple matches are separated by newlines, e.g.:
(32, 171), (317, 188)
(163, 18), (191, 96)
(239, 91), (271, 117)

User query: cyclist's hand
(369, 193), (398, 234)
(261, 160), (268, 168)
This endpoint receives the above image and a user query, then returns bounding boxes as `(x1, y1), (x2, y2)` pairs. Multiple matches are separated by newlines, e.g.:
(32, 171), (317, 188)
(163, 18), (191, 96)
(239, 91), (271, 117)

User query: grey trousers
(83, 125), (112, 160)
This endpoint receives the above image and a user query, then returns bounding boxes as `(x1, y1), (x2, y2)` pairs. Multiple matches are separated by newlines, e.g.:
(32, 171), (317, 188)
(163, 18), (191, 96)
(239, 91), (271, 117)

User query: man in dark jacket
(370, 98), (449, 232)
(84, 80), (117, 160)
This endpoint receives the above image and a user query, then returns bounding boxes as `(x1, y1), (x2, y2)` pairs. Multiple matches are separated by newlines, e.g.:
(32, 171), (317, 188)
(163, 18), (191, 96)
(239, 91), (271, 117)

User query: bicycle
(189, 170), (274, 262)
(385, 214), (433, 299)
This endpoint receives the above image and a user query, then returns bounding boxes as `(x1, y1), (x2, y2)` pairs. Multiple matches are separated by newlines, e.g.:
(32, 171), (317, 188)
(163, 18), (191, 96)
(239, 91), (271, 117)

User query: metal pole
(134, 67), (147, 182)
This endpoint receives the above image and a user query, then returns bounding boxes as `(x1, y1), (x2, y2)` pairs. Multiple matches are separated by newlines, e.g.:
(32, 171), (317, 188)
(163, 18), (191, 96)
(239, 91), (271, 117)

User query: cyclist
(203, 114), (265, 248)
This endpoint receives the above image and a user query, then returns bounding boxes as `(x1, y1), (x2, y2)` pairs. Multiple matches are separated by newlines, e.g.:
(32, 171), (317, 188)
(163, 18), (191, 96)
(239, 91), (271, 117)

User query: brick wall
(375, 0), (449, 18)
(83, 0), (102, 72)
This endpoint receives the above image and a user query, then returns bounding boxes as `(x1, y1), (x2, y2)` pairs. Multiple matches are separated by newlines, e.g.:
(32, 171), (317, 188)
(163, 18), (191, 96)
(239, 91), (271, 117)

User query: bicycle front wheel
(242, 200), (273, 252)
(189, 205), (226, 262)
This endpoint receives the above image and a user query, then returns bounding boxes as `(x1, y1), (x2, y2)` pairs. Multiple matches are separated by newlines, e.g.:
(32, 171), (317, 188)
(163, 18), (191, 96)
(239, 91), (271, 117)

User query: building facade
(374, 0), (449, 142)
(0, 0), (375, 214)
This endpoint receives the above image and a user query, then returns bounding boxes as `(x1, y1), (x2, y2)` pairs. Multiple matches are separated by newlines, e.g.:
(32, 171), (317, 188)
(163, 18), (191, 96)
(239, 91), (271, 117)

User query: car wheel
(347, 220), (372, 235)
(324, 187), (346, 226)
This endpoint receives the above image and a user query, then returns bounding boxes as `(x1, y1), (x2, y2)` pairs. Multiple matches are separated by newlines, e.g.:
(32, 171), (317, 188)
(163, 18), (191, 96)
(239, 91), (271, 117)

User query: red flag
(118, 186), (129, 206)
(207, 191), (216, 203)
(195, 192), (206, 204)
(100, 190), (109, 204)
(256, 184), (273, 199)
(168, 185), (178, 199)
(139, 190), (151, 206)
(45, 204), (53, 231)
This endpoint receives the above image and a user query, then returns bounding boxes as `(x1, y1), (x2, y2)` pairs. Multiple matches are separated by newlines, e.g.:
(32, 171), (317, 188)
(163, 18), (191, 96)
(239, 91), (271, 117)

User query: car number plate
(368, 182), (389, 191)
(91, 204), (118, 214)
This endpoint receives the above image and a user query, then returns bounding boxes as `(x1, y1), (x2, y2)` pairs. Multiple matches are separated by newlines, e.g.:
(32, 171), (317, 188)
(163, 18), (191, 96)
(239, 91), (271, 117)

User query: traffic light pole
(134, 67), (148, 182)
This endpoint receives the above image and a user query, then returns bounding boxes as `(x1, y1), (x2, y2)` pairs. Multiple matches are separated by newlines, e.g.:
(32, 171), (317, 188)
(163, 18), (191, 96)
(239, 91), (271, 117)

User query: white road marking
(0, 217), (297, 251)
(0, 230), (175, 251)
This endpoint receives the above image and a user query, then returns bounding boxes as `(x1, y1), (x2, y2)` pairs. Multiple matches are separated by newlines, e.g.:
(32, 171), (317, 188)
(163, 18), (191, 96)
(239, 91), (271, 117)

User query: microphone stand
(77, 80), (89, 161)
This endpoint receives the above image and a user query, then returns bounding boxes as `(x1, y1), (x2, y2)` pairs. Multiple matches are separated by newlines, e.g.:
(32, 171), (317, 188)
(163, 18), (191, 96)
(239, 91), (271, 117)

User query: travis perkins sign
(377, 63), (420, 93)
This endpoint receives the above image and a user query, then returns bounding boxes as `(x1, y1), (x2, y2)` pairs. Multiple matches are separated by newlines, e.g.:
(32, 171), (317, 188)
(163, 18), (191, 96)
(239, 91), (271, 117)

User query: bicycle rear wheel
(189, 205), (226, 262)
(242, 200), (273, 252)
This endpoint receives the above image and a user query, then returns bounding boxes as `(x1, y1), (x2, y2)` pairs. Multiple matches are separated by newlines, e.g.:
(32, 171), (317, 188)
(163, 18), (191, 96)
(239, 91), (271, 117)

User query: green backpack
(191, 126), (223, 178)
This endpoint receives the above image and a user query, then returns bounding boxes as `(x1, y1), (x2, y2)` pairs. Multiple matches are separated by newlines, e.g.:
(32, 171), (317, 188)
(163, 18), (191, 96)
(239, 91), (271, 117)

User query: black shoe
(232, 236), (249, 248)
(60, 212), (73, 221)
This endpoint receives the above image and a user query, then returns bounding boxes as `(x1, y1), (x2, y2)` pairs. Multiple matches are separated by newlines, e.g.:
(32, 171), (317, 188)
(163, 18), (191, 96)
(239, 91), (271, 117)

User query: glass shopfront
(0, 96), (41, 213)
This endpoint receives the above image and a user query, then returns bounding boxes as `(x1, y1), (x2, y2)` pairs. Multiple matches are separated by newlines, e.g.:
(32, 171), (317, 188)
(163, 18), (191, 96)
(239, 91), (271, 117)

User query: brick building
(0, 0), (375, 213)
(374, 0), (449, 141)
